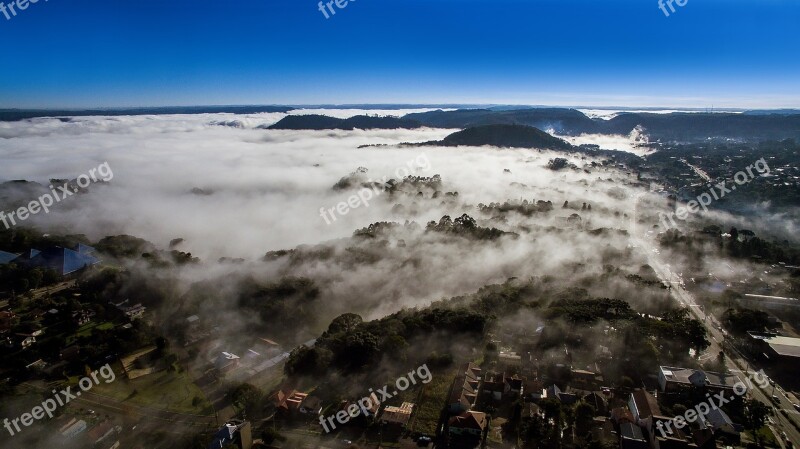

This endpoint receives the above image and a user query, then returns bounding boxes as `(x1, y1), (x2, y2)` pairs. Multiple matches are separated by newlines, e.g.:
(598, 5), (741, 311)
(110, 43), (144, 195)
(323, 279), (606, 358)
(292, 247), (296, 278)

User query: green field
(89, 366), (213, 415)
(65, 321), (115, 344)
(410, 368), (456, 435)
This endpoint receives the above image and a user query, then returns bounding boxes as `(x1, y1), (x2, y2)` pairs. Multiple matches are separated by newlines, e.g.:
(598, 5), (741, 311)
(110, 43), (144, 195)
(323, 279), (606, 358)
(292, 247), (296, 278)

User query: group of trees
(722, 308), (774, 336)
(518, 398), (600, 449)
(425, 214), (513, 240)
(238, 276), (323, 343)
(285, 307), (488, 378)
(477, 199), (555, 216)
(0, 264), (60, 294)
(547, 297), (637, 323)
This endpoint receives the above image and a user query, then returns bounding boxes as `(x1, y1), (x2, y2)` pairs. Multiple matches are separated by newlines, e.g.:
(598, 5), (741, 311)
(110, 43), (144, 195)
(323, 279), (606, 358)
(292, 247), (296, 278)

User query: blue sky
(0, 0), (798, 108)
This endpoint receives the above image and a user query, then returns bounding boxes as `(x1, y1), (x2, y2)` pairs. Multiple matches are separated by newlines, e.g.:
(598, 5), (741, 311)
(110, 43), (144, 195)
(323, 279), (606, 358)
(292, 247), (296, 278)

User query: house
(525, 379), (545, 401)
(19, 334), (36, 349)
(248, 338), (283, 359)
(120, 303), (146, 320)
(275, 390), (308, 415)
(448, 410), (488, 436)
(72, 309), (96, 326)
(337, 392), (379, 418)
(620, 422), (649, 449)
(120, 346), (163, 379)
(705, 408), (738, 437)
(583, 391), (609, 415)
(209, 420), (252, 449)
(215, 352), (241, 374)
(481, 372), (505, 401)
(111, 299), (147, 320)
(481, 371), (523, 402)
(630, 392), (705, 449)
(652, 416), (698, 449)
(25, 359), (47, 370)
(658, 366), (739, 393)
(572, 369), (601, 387)
(546, 384), (578, 405)
(611, 406), (635, 427)
(498, 351), (522, 366)
(504, 373), (524, 397)
(448, 363), (481, 413)
(628, 389), (661, 430)
(590, 417), (618, 446)
(380, 402), (414, 428)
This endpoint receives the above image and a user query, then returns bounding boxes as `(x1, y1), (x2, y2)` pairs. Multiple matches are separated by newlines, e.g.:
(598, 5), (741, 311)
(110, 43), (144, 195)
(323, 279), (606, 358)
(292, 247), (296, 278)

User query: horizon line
(3, 103), (799, 112)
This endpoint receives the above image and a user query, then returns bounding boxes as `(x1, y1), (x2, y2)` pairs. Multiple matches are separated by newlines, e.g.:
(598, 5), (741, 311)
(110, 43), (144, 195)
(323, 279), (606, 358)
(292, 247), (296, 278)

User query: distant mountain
(267, 114), (423, 130)
(0, 105), (294, 121)
(425, 124), (574, 150)
(603, 112), (800, 141)
(743, 109), (800, 115)
(403, 108), (800, 141)
(404, 108), (600, 135)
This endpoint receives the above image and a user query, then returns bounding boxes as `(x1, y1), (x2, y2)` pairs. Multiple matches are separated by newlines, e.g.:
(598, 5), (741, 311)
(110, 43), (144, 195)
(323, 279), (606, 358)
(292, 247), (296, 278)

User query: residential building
(380, 402), (414, 428)
(620, 422), (649, 449)
(658, 366), (739, 393)
(275, 390), (308, 415)
(546, 384), (578, 405)
(448, 410), (488, 436)
(448, 362), (481, 413)
(705, 408), (739, 438)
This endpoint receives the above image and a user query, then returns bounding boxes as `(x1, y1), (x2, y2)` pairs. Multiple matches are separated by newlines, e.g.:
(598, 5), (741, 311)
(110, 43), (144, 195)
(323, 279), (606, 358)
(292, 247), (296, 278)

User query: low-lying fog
(0, 109), (687, 328)
(0, 109), (646, 260)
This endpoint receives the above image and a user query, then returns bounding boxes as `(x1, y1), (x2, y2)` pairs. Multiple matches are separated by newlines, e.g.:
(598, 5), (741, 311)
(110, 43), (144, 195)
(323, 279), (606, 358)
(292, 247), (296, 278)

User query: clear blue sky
(0, 0), (798, 108)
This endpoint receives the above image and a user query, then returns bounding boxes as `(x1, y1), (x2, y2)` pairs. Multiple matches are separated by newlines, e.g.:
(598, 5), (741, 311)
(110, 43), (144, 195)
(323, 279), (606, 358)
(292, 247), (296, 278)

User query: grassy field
(65, 321), (115, 344)
(410, 368), (456, 436)
(89, 365), (213, 415)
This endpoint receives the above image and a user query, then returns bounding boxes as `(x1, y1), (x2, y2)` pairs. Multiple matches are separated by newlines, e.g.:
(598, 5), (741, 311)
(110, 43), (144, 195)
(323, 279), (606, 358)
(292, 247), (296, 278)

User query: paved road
(629, 218), (800, 445)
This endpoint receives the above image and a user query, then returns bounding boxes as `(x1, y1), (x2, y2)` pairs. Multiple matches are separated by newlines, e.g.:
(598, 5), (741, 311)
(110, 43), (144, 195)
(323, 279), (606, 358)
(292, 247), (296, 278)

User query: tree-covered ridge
(421, 124), (574, 150)
(268, 114), (422, 130)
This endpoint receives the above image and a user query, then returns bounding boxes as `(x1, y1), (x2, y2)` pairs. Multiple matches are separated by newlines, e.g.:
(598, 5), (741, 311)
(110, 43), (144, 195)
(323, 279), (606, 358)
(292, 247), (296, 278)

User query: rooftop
(381, 402), (414, 425)
(748, 332), (800, 358)
(659, 366), (739, 388)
